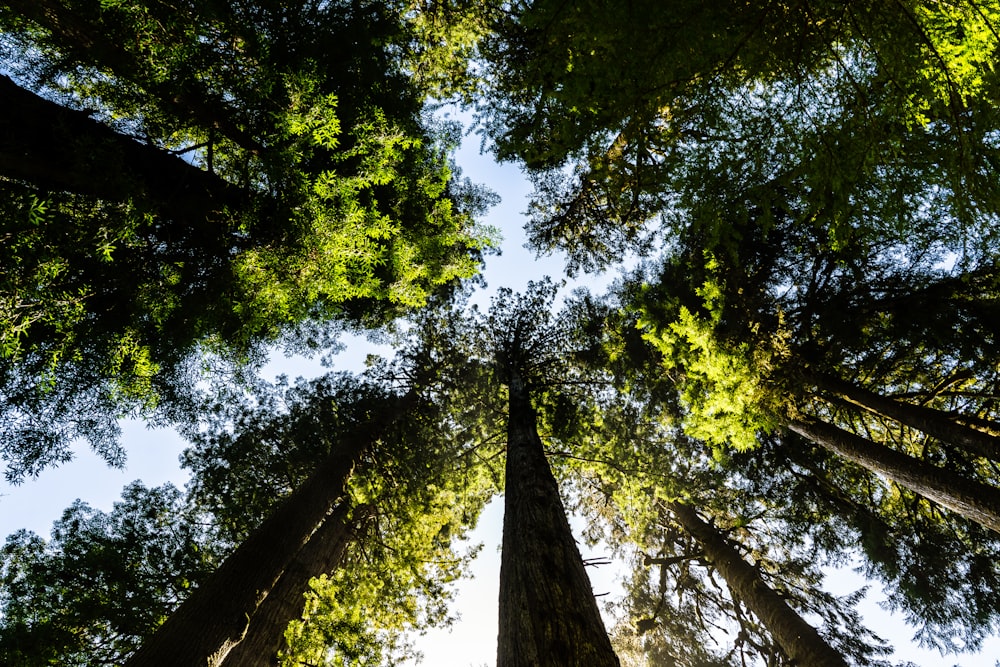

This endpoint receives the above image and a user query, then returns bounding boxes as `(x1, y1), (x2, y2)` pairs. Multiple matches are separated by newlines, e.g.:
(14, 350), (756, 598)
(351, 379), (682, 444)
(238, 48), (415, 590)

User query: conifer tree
(0, 0), (495, 479)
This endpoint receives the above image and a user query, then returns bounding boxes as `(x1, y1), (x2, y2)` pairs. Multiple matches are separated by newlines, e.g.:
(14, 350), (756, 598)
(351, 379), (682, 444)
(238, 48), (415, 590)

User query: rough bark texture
(809, 371), (1000, 462)
(0, 75), (245, 221)
(666, 501), (849, 667)
(125, 437), (370, 666)
(789, 416), (1000, 534)
(220, 502), (372, 667)
(497, 375), (620, 667)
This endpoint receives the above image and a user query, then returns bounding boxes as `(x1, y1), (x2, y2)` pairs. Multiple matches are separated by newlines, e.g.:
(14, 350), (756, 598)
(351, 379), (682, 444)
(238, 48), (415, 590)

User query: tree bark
(219, 502), (374, 667)
(123, 389), (416, 667)
(497, 374), (620, 667)
(125, 440), (361, 667)
(788, 416), (1000, 534)
(5, 0), (265, 153)
(0, 75), (246, 222)
(807, 370), (1000, 462)
(665, 501), (849, 667)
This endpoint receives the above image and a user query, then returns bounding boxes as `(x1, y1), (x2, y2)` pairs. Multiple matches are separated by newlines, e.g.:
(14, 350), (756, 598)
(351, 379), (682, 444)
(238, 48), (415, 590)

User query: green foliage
(281, 483), (484, 666)
(233, 106), (488, 331)
(182, 365), (493, 664)
(400, 0), (499, 102)
(900, 1), (1000, 124)
(553, 371), (892, 666)
(480, 0), (1000, 276)
(0, 482), (219, 666)
(0, 1), (497, 479)
(4, 3), (1000, 664)
(746, 436), (1000, 654)
(182, 373), (393, 541)
(636, 263), (784, 453)
(477, 278), (573, 387)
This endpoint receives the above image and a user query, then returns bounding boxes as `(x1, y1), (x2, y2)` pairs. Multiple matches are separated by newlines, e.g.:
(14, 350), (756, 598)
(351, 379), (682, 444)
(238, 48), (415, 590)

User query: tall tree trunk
(665, 501), (849, 667)
(124, 394), (410, 667)
(807, 370), (1000, 462)
(219, 502), (374, 667)
(788, 416), (1000, 534)
(5, 0), (265, 153)
(497, 374), (620, 667)
(0, 75), (246, 222)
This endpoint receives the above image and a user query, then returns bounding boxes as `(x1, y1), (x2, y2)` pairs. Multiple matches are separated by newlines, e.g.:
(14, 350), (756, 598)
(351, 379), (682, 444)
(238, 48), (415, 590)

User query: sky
(2, 110), (1000, 667)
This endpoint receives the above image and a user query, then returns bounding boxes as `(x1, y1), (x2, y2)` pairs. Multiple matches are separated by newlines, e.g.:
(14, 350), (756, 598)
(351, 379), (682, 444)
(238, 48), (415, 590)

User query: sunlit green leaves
(282, 482), (483, 667)
(637, 268), (784, 453)
(0, 1), (498, 477)
(286, 92), (342, 151)
(908, 1), (1000, 119)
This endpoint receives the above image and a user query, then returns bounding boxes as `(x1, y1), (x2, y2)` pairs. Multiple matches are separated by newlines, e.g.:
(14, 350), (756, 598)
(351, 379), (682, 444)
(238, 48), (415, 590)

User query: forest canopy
(0, 0), (497, 481)
(3, 1), (1000, 666)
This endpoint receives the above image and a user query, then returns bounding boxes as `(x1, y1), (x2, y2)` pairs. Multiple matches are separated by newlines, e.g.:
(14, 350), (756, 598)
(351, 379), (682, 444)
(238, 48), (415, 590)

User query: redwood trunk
(497, 375), (620, 667)
(809, 371), (1000, 462)
(0, 75), (245, 221)
(666, 501), (848, 667)
(6, 0), (265, 153)
(219, 502), (372, 667)
(125, 432), (375, 666)
(789, 416), (1000, 534)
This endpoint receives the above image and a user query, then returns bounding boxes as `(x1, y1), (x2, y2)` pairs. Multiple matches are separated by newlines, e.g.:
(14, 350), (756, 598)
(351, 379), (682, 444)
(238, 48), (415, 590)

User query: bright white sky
(1, 110), (999, 666)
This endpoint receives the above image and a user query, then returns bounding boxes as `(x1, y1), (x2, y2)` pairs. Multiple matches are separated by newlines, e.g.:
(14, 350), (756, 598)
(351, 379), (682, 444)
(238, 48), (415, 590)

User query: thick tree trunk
(665, 501), (849, 667)
(788, 416), (1000, 534)
(808, 370), (1000, 462)
(219, 502), (373, 667)
(124, 413), (393, 666)
(497, 374), (620, 667)
(6, 0), (265, 153)
(0, 75), (245, 221)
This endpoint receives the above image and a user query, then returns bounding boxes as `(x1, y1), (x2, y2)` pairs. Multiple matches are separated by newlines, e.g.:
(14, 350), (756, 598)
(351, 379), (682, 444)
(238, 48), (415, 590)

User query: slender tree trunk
(0, 75), (245, 221)
(219, 502), (373, 667)
(788, 416), (1000, 534)
(665, 501), (849, 667)
(124, 395), (409, 667)
(807, 370), (1000, 461)
(497, 374), (620, 667)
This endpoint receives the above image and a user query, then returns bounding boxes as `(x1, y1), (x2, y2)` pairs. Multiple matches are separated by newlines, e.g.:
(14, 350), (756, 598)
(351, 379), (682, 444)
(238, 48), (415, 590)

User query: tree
(461, 282), (620, 666)
(801, 370), (1000, 463)
(216, 501), (373, 667)
(0, 0), (496, 480)
(123, 421), (374, 666)
(0, 482), (219, 666)
(2, 361), (491, 666)
(663, 500), (849, 667)
(179, 367), (491, 667)
(611, 250), (1000, 538)
(479, 0), (1000, 273)
(561, 282), (1000, 659)
(127, 357), (491, 666)
(785, 415), (1000, 534)
(746, 435), (1000, 654)
(499, 373), (619, 666)
(551, 343), (888, 666)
